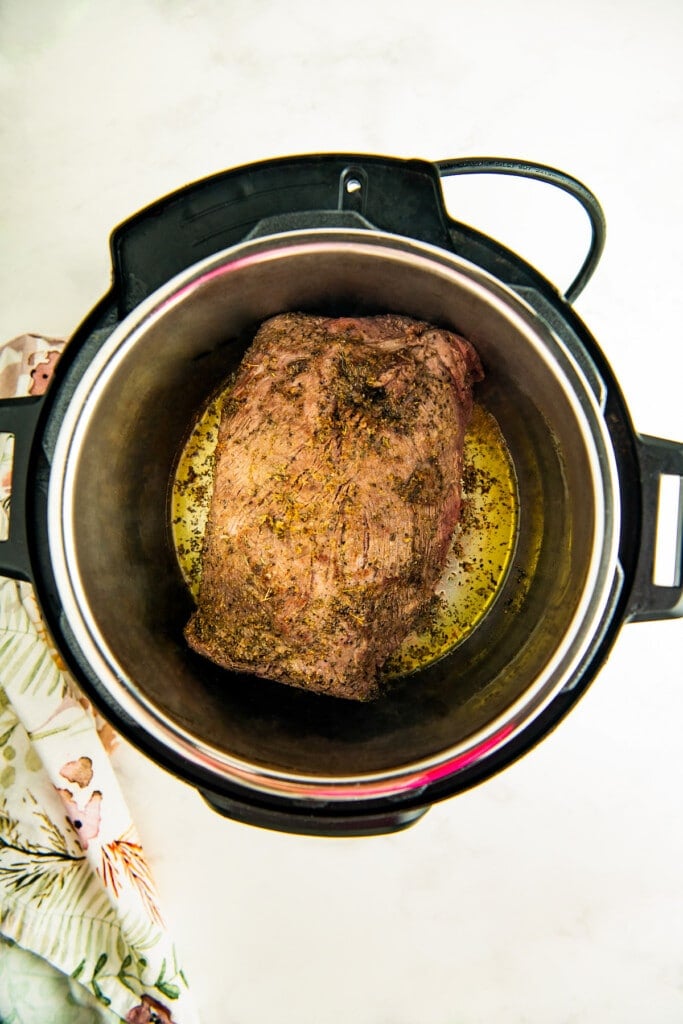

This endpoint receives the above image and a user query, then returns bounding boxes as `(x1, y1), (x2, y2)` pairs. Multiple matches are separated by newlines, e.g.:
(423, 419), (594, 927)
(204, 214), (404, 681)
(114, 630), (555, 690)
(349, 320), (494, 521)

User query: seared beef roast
(184, 313), (483, 700)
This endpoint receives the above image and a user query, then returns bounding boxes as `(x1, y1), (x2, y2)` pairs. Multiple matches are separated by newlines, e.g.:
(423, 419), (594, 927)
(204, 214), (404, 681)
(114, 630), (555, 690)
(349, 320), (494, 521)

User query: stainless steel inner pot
(47, 229), (622, 803)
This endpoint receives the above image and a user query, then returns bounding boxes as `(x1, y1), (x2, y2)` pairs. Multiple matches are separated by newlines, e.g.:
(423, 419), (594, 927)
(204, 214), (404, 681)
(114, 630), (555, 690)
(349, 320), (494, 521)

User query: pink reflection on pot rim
(156, 253), (267, 312)
(208, 722), (519, 803)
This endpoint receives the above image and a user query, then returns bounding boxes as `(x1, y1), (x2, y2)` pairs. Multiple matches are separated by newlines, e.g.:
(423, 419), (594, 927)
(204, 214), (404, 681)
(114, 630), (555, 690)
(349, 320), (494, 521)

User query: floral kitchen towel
(0, 335), (198, 1023)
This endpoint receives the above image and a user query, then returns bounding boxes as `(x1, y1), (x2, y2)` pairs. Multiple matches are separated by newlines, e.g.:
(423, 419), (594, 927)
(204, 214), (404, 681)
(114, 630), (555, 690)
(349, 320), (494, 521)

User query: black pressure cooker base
(2, 153), (678, 836)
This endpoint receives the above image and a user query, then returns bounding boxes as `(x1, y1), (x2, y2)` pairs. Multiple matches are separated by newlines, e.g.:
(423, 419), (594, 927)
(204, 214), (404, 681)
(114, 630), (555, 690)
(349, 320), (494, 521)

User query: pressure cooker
(0, 154), (681, 836)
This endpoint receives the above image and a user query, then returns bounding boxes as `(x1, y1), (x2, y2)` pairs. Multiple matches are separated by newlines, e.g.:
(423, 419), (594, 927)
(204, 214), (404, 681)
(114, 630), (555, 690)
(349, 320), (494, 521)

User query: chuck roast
(184, 313), (483, 700)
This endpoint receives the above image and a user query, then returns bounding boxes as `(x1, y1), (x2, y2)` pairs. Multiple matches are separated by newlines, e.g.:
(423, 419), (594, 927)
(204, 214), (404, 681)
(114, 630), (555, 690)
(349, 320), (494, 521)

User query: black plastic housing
(0, 153), (663, 835)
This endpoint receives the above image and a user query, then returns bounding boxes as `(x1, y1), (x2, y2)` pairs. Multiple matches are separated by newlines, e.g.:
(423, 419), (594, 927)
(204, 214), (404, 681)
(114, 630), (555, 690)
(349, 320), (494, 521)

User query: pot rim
(47, 227), (623, 803)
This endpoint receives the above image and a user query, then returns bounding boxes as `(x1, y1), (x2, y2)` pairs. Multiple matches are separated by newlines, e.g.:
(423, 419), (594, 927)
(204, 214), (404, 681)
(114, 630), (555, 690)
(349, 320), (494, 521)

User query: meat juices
(184, 313), (484, 700)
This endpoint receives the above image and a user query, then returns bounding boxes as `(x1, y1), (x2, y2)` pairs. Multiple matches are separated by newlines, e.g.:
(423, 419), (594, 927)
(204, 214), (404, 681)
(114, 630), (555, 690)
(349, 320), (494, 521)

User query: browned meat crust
(184, 313), (483, 700)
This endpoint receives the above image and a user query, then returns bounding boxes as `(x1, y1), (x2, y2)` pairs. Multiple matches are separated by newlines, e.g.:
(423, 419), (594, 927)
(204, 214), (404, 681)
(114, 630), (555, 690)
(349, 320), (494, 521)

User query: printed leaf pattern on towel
(0, 792), (85, 907)
(100, 826), (166, 930)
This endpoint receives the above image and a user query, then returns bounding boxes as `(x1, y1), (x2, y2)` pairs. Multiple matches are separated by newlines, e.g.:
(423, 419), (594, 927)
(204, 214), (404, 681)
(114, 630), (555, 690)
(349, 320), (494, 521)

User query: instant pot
(1, 154), (681, 835)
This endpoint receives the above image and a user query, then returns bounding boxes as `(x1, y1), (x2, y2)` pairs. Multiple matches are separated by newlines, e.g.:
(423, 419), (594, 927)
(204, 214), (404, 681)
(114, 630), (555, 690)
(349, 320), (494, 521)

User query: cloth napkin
(0, 335), (199, 1024)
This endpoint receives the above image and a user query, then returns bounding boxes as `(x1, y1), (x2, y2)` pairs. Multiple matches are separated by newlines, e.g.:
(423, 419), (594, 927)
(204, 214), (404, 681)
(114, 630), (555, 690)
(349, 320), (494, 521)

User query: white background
(1, 2), (682, 1021)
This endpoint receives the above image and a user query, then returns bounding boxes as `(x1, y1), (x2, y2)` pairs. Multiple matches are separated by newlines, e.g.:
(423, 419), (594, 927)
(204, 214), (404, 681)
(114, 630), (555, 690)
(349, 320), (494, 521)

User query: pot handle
(627, 434), (683, 622)
(435, 157), (606, 303)
(200, 787), (429, 836)
(0, 396), (43, 582)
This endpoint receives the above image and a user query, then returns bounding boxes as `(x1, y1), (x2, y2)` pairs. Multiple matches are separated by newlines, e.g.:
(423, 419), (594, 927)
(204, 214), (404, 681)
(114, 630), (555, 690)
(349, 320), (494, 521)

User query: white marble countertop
(1, 2), (682, 1021)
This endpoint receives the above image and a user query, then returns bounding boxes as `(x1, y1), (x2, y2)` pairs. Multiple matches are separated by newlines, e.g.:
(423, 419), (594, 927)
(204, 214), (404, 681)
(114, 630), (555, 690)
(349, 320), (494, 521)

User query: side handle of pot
(0, 396), (44, 582)
(627, 434), (683, 622)
(199, 788), (429, 837)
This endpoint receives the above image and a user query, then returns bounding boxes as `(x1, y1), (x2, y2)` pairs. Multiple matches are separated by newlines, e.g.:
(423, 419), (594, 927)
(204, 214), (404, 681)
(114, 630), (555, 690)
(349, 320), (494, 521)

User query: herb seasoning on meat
(182, 313), (486, 700)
